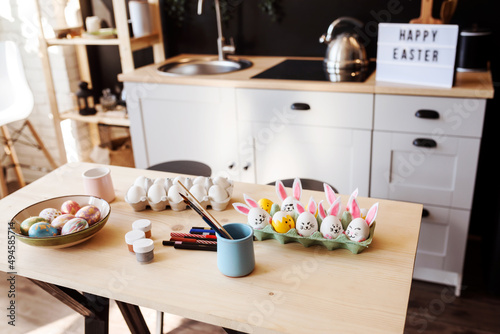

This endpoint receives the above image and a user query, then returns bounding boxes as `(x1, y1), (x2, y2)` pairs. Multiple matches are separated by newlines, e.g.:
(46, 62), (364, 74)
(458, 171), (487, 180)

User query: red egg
(61, 200), (81, 215)
(76, 205), (101, 225)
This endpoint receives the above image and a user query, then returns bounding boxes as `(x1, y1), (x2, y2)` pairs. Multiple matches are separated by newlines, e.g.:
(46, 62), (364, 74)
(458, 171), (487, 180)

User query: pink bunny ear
(350, 197), (361, 219)
(292, 178), (302, 200)
(306, 197), (317, 215)
(294, 200), (305, 214)
(346, 187), (359, 212)
(323, 183), (337, 205)
(327, 197), (342, 217)
(318, 200), (327, 220)
(232, 203), (250, 215)
(276, 180), (288, 201)
(365, 202), (379, 226)
(243, 194), (258, 208)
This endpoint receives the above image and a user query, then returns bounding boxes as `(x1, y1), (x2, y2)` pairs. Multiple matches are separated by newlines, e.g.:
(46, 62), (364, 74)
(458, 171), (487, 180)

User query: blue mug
(216, 223), (255, 277)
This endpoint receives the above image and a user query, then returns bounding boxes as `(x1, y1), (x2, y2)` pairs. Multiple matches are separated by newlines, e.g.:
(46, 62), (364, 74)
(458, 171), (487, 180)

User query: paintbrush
(177, 181), (232, 239)
(179, 192), (232, 239)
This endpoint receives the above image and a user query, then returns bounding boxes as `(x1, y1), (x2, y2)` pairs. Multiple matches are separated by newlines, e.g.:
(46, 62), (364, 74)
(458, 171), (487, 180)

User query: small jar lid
(132, 219), (152, 232)
(125, 230), (145, 244)
(133, 238), (154, 253)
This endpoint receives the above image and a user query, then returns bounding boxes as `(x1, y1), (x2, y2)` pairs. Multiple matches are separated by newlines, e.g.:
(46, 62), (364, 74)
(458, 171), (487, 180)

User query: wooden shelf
(60, 108), (130, 127)
(46, 32), (160, 50)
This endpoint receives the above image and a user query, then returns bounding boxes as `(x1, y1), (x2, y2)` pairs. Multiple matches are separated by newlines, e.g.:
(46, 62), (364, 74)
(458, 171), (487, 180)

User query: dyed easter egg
(51, 214), (76, 231)
(258, 198), (273, 214)
(39, 208), (62, 222)
(61, 218), (89, 235)
(20, 217), (49, 236)
(28, 222), (59, 237)
(61, 200), (81, 215)
(271, 211), (295, 233)
(75, 205), (101, 225)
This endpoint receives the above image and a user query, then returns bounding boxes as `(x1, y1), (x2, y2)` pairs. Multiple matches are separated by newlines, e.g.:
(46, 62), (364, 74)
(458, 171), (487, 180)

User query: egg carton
(125, 175), (233, 212)
(252, 223), (375, 254)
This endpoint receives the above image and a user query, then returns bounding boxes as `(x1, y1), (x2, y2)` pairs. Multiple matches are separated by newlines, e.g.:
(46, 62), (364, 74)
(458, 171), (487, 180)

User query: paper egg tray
(252, 223), (376, 254)
(125, 181), (234, 212)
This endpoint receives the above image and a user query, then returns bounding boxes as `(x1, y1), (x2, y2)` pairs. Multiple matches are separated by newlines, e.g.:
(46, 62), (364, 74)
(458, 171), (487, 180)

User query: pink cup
(82, 167), (115, 203)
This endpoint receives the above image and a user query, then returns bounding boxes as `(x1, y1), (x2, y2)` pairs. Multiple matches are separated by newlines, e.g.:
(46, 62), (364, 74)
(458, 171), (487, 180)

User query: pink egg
(76, 205), (101, 225)
(61, 200), (81, 215)
(39, 208), (62, 223)
(51, 214), (75, 231)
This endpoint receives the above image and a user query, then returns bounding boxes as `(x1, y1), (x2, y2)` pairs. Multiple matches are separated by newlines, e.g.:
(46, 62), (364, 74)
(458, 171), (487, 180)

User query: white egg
(127, 185), (146, 203)
(164, 178), (173, 192)
(213, 176), (231, 189)
(143, 177), (153, 192)
(193, 176), (206, 185)
(173, 176), (187, 187)
(153, 177), (164, 185)
(168, 184), (186, 203)
(134, 176), (146, 188)
(148, 183), (167, 203)
(204, 178), (214, 191)
(190, 184), (207, 202)
(208, 185), (228, 202)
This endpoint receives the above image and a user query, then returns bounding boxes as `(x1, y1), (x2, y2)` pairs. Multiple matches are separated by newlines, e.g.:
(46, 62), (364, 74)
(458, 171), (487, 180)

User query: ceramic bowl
(9, 195), (111, 248)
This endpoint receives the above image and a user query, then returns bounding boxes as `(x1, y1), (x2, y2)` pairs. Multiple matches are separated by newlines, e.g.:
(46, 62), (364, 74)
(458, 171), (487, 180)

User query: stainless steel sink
(157, 58), (252, 76)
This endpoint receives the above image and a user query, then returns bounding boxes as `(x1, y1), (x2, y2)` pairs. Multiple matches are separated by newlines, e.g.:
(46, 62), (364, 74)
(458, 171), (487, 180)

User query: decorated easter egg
(39, 208), (62, 222)
(20, 217), (49, 236)
(147, 183), (167, 203)
(208, 185), (228, 202)
(61, 200), (81, 215)
(296, 212), (318, 237)
(345, 218), (370, 242)
(320, 216), (343, 239)
(257, 198), (273, 214)
(28, 222), (59, 237)
(51, 214), (76, 231)
(271, 211), (295, 233)
(126, 185), (146, 203)
(76, 205), (101, 225)
(61, 218), (89, 235)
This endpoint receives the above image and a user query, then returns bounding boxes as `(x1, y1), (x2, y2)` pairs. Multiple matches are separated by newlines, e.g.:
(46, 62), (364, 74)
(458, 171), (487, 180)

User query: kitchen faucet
(198, 0), (235, 60)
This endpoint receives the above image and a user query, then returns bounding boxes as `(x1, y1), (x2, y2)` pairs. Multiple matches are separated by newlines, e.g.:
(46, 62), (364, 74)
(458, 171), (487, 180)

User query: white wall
(1, 0), (92, 184)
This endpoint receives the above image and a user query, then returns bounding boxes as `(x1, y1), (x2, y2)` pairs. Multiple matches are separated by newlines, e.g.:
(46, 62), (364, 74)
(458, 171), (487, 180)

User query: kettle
(319, 17), (369, 82)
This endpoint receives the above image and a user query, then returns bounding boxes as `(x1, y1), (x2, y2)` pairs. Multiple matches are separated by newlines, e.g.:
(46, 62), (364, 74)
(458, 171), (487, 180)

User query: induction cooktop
(251, 59), (374, 82)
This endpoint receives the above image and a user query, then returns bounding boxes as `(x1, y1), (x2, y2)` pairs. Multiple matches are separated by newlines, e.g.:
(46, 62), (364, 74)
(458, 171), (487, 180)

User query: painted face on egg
(296, 212), (318, 237)
(345, 218), (370, 242)
(248, 208), (270, 229)
(271, 211), (295, 233)
(281, 198), (295, 213)
(257, 198), (273, 214)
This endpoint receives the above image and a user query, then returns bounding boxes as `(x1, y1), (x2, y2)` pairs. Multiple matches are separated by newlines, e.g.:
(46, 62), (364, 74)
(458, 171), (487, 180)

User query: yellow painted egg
(258, 198), (273, 214)
(271, 211), (295, 233)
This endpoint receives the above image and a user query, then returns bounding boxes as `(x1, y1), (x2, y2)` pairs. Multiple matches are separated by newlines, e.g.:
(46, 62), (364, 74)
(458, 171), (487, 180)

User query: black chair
(147, 160), (212, 177)
(267, 178), (338, 193)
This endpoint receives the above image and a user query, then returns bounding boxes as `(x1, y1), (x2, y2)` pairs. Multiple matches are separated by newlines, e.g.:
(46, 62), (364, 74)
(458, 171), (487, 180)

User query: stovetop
(251, 59), (374, 83)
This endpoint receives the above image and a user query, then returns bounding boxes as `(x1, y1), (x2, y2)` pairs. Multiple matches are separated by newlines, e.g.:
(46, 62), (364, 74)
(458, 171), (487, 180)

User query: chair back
(0, 40), (34, 126)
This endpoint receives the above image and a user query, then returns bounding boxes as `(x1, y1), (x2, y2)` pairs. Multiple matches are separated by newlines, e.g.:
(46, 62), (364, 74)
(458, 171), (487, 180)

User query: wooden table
(0, 162), (422, 333)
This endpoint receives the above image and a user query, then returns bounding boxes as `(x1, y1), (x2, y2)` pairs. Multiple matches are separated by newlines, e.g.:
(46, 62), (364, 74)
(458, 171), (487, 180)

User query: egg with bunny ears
(294, 197), (318, 237)
(233, 194), (271, 230)
(276, 178), (302, 214)
(318, 197), (343, 239)
(345, 197), (378, 242)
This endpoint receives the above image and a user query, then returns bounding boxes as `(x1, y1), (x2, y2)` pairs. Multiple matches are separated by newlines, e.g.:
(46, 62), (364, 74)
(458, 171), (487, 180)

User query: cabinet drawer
(415, 205), (469, 273)
(236, 88), (373, 129)
(370, 131), (480, 209)
(374, 95), (485, 137)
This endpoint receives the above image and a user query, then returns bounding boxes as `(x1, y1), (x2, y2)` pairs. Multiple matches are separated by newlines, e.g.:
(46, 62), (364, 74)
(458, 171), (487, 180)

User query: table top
(0, 162), (422, 333)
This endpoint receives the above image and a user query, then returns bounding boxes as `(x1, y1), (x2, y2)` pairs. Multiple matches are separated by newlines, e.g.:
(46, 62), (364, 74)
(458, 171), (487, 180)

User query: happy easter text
(392, 28), (440, 62)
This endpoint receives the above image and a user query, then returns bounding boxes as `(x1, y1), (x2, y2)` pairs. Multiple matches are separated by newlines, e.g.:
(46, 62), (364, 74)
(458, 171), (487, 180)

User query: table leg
(115, 300), (151, 334)
(223, 328), (246, 334)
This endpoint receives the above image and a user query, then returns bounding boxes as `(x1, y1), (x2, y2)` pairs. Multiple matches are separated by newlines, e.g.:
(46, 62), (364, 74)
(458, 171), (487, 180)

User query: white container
(85, 16), (100, 33)
(132, 219), (152, 238)
(125, 230), (145, 253)
(133, 238), (154, 264)
(128, 1), (153, 37)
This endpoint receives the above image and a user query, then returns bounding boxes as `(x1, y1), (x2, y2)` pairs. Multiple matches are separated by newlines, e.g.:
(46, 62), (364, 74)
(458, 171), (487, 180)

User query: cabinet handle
(242, 163), (251, 171)
(291, 103), (310, 111)
(228, 162), (235, 169)
(415, 109), (440, 119)
(413, 138), (437, 148)
(422, 208), (430, 218)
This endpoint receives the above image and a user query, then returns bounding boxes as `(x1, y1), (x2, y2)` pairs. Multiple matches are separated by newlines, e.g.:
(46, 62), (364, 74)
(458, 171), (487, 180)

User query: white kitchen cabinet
(125, 83), (240, 178)
(370, 94), (486, 296)
(236, 88), (373, 195)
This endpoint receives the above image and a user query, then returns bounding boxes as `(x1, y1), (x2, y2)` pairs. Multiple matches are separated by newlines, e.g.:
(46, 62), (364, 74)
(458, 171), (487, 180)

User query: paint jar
(133, 238), (155, 264)
(132, 219), (152, 238)
(125, 230), (145, 253)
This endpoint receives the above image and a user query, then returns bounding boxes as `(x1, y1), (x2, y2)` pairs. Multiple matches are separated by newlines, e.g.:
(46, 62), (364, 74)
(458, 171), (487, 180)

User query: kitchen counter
(118, 54), (494, 98)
